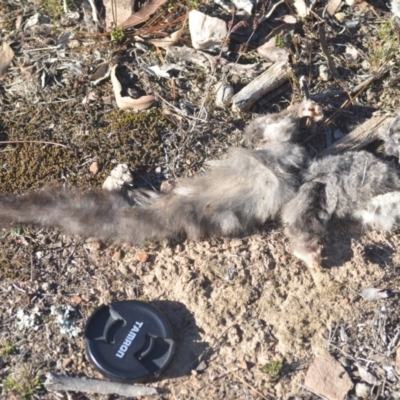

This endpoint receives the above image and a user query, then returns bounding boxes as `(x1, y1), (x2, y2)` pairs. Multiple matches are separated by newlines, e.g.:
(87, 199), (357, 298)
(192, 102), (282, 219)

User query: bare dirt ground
(1, 0), (400, 399)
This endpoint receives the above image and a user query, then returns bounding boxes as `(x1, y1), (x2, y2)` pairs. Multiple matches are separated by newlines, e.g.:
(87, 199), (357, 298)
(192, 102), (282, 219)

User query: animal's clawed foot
(292, 241), (322, 269)
(297, 100), (324, 122)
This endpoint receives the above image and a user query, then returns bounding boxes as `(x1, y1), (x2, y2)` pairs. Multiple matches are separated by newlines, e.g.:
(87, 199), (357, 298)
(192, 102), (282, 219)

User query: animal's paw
(298, 101), (324, 121)
(383, 116), (400, 159)
(292, 240), (321, 268)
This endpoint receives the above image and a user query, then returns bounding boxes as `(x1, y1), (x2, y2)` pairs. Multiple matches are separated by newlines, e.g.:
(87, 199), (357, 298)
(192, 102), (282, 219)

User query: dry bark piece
(45, 373), (158, 396)
(231, 61), (289, 112)
(322, 114), (392, 156)
(304, 351), (353, 400)
(188, 10), (227, 51)
(0, 42), (14, 76)
(120, 0), (167, 28)
(111, 65), (155, 110)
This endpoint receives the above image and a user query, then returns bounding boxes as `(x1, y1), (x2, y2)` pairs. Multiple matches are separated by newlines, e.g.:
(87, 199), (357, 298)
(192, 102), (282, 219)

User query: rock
(89, 162), (99, 175)
(189, 10), (227, 51)
(68, 39), (81, 49)
(334, 12), (346, 22)
(62, 357), (73, 368)
(135, 252), (149, 263)
(112, 250), (123, 260)
(355, 382), (371, 398)
(70, 296), (82, 305)
(304, 351), (353, 400)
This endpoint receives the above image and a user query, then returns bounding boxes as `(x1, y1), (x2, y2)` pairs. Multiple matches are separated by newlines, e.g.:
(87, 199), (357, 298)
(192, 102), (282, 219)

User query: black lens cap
(85, 300), (176, 382)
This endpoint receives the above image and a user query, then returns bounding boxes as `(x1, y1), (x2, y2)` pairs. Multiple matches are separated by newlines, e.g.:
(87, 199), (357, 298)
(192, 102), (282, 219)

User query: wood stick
(231, 61), (289, 112)
(44, 373), (159, 397)
(321, 114), (392, 156)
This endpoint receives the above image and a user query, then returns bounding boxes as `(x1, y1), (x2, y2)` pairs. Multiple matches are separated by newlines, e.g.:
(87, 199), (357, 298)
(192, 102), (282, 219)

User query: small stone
(355, 382), (371, 398)
(195, 360), (207, 372)
(63, 357), (73, 368)
(85, 238), (101, 252)
(340, 298), (349, 306)
(89, 162), (99, 175)
(334, 12), (346, 22)
(189, 10), (227, 51)
(305, 351), (353, 400)
(240, 360), (249, 370)
(135, 252), (149, 263)
(112, 250), (123, 261)
(70, 296), (82, 305)
(67, 39), (81, 49)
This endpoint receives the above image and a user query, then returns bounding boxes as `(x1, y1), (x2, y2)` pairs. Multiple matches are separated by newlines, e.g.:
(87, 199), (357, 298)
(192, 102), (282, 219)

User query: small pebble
(135, 252), (149, 263)
(112, 250), (123, 261)
(89, 162), (99, 175)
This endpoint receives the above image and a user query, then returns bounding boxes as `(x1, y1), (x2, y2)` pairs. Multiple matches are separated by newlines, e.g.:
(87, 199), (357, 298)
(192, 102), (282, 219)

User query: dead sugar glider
(0, 101), (323, 244)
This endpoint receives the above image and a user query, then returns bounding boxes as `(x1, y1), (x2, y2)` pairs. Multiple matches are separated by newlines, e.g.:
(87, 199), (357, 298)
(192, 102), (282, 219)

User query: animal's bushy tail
(0, 188), (188, 244)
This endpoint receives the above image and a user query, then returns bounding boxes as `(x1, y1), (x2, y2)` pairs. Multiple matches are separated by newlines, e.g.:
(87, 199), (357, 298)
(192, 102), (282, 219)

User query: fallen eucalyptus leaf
(111, 65), (155, 110)
(0, 42), (14, 75)
(359, 287), (392, 301)
(120, 0), (167, 28)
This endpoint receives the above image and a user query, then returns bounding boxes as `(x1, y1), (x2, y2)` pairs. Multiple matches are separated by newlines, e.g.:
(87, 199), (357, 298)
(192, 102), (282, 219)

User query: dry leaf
(120, 0), (167, 28)
(111, 65), (155, 110)
(148, 29), (183, 48)
(0, 42), (14, 75)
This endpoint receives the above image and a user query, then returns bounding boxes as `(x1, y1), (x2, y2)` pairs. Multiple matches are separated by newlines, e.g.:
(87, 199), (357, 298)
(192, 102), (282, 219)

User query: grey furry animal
(383, 114), (400, 159)
(283, 116), (400, 268)
(0, 101), (323, 244)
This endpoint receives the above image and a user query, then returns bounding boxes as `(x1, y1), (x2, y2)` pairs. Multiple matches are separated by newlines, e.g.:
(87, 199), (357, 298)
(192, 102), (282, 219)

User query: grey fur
(282, 150), (400, 268)
(0, 101), (323, 244)
(383, 115), (400, 159)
